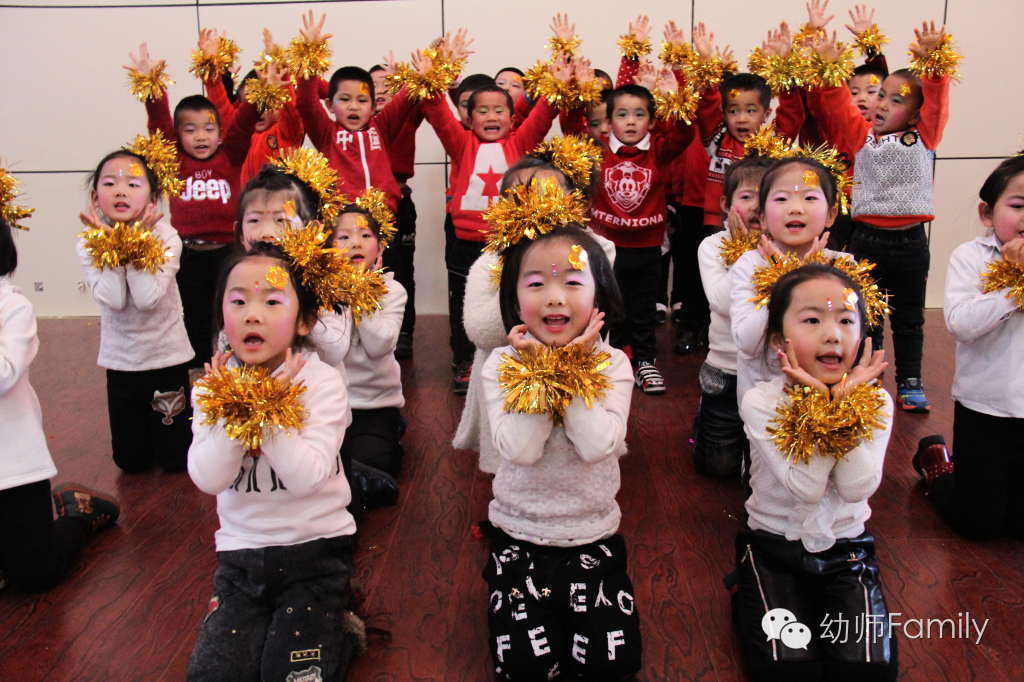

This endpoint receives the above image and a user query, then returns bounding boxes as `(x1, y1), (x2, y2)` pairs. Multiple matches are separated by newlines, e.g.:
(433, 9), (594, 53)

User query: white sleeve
(187, 385), (248, 494)
(77, 237), (127, 311)
(308, 310), (353, 367)
(482, 347), (555, 466)
(125, 227), (182, 311)
(944, 242), (1019, 343)
(698, 233), (732, 317)
(831, 391), (893, 503)
(355, 280), (407, 359)
(730, 252), (769, 356)
(0, 291), (39, 396)
(562, 349), (632, 463)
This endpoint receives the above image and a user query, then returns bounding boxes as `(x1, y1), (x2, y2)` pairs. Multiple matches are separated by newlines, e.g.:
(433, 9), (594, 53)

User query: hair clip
(567, 244), (588, 271)
(265, 265), (288, 289)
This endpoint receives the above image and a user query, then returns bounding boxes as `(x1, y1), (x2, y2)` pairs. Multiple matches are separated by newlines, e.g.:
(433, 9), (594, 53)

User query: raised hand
(806, 0), (834, 31)
(411, 48), (434, 75)
(692, 22), (715, 58)
(197, 28), (220, 56)
(444, 28), (474, 62)
(550, 12), (575, 41)
(832, 337), (887, 399)
(811, 30), (844, 60)
(260, 61), (287, 88)
(277, 347), (308, 385)
(627, 14), (651, 41)
(573, 56), (595, 85)
(778, 339), (830, 394)
(124, 42), (160, 74)
(79, 207), (112, 233)
(1001, 236), (1024, 267)
(299, 10), (331, 43)
(634, 60), (657, 89)
(845, 4), (876, 36)
(204, 349), (234, 377)
(909, 20), (945, 59)
(568, 309), (605, 350)
(262, 28), (277, 54)
(507, 323), (539, 351)
(663, 19), (685, 46)
(654, 66), (678, 93)
(551, 54), (572, 82)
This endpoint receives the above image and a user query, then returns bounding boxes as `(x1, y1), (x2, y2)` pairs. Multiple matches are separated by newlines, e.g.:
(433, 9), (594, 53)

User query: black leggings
(106, 363), (193, 473)
(382, 185), (417, 336)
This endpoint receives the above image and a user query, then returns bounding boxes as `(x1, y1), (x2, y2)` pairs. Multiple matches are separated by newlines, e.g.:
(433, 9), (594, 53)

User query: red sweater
(145, 94), (257, 243)
(421, 95), (558, 242)
(380, 110), (424, 183)
(205, 77), (305, 188)
(297, 78), (419, 211)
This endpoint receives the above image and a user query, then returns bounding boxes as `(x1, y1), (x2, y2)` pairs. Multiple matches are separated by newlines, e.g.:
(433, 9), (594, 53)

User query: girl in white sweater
(77, 149), (194, 473)
(732, 263), (897, 681)
(481, 225), (640, 681)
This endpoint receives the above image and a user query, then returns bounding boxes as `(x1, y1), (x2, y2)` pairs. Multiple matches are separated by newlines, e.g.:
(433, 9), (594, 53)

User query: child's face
(371, 71), (392, 112)
(847, 74), (882, 123)
(778, 276), (862, 387)
(516, 238), (597, 347)
(176, 109), (222, 160)
(239, 188), (299, 250)
(495, 70), (525, 103)
(331, 79), (374, 132)
(723, 179), (762, 230)
(237, 82), (280, 132)
(222, 256), (311, 372)
(763, 164), (837, 256)
(586, 102), (609, 140)
(609, 94), (651, 145)
(470, 92), (513, 142)
(457, 90), (475, 128)
(723, 89), (769, 142)
(92, 156), (156, 223)
(504, 168), (570, 193)
(873, 75), (921, 135)
(333, 212), (381, 269)
(980, 172), (1024, 245)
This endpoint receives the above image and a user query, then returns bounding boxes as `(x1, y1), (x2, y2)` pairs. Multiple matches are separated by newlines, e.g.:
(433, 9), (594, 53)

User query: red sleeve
(559, 109), (587, 137)
(509, 98), (557, 153)
(917, 76), (950, 150)
(616, 55), (638, 87)
(204, 76), (237, 130)
(808, 85), (870, 154)
(221, 100), (258, 167)
(420, 93), (468, 157)
(144, 93), (176, 141)
(695, 88), (724, 146)
(276, 85), (305, 148)
(774, 90), (806, 140)
(374, 88), (418, 144)
(655, 119), (695, 166)
(296, 76), (336, 151)
(512, 95), (534, 130)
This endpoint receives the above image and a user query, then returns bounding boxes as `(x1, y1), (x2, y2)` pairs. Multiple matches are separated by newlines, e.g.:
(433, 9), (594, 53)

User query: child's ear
(295, 315), (313, 339)
(768, 331), (784, 353)
(824, 203), (839, 228)
(719, 195), (729, 214)
(978, 201), (995, 228)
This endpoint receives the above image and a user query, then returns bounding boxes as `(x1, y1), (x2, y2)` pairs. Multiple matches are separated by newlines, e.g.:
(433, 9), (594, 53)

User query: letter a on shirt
(461, 143), (508, 212)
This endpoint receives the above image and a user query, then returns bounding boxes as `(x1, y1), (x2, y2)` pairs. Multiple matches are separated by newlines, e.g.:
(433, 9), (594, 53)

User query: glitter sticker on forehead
(355, 214), (369, 229)
(729, 88), (740, 100)
(868, 74), (880, 86)
(282, 199), (297, 217)
(550, 263), (559, 278)
(265, 265), (288, 290)
(359, 82), (369, 96)
(128, 163), (145, 178)
(842, 287), (858, 311)
(567, 244), (588, 270)
(802, 170), (820, 187)
(207, 111), (217, 124)
(898, 83), (911, 97)
(826, 297), (834, 311)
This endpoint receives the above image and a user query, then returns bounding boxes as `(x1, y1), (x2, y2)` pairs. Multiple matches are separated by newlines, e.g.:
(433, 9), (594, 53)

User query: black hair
(0, 219), (16, 277)
(757, 156), (838, 212)
(327, 66), (375, 102)
(88, 150), (160, 202)
(723, 156), (774, 208)
(979, 155), (1024, 207)
(594, 69), (612, 86)
(606, 84), (655, 120)
(495, 66), (525, 79)
(501, 156), (594, 199)
(234, 165), (321, 243)
(498, 225), (624, 334)
(720, 73), (772, 109)
(456, 73), (496, 101)
(886, 68), (923, 107)
(852, 62), (888, 81)
(763, 263), (868, 363)
(173, 94), (220, 128)
(467, 85), (515, 118)
(222, 71), (239, 103)
(212, 242), (320, 350)
(233, 69), (259, 100)
(336, 205), (382, 241)
(368, 64), (385, 74)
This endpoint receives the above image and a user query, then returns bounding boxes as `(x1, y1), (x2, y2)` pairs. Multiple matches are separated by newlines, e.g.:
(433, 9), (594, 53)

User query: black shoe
(674, 326), (708, 355)
(351, 460), (399, 511)
(655, 304), (668, 325)
(395, 332), (413, 359)
(52, 484), (120, 534)
(452, 360), (472, 394)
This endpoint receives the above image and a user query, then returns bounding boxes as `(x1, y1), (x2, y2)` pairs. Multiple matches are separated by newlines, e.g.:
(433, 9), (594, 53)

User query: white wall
(1, 0), (1018, 316)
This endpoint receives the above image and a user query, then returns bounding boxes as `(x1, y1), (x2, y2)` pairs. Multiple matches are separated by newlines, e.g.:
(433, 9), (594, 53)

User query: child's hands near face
(654, 66), (678, 93)
(663, 20), (685, 46)
(757, 232), (784, 261)
(508, 324), (540, 352)
(1001, 236), (1024, 267)
(124, 42), (161, 75)
(627, 15), (651, 41)
(778, 339), (830, 394)
(551, 55), (572, 83)
(845, 4), (876, 36)
(550, 13), (575, 41)
(276, 347), (308, 385)
(137, 203), (164, 232)
(692, 23), (715, 58)
(806, 0), (834, 31)
(832, 337), (887, 400)
(299, 11), (331, 44)
(79, 208), (112, 233)
(204, 350), (234, 377)
(568, 309), (605, 350)
(807, 230), (830, 258)
(634, 60), (657, 89)
(727, 207), (753, 240)
(909, 21), (945, 58)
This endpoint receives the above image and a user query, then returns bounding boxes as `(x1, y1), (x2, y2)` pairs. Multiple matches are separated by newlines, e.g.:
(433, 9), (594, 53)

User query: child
(0, 191), (120, 592)
(187, 242), (359, 680)
(913, 156), (1024, 539)
(731, 262), (896, 681)
(451, 73), (497, 128)
(730, 156), (849, 402)
(77, 149), (195, 473)
(481, 225), (641, 680)
(125, 43), (259, 367)
(694, 155), (772, 478)
(234, 164), (322, 249)
(807, 22), (958, 412)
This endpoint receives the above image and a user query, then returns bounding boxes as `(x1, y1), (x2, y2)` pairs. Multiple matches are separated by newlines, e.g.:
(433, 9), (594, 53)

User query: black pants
(928, 402), (1024, 540)
(187, 536), (357, 682)
(444, 216), (483, 366)
(694, 364), (748, 478)
(382, 185), (417, 337)
(0, 479), (90, 592)
(106, 363), (193, 473)
(730, 529), (897, 682)
(484, 530), (642, 681)
(610, 246), (661, 363)
(672, 205), (713, 329)
(177, 245), (231, 367)
(847, 223), (929, 383)
(340, 407), (406, 478)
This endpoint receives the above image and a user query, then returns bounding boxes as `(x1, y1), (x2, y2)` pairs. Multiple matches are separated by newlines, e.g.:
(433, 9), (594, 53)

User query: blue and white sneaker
(897, 378), (931, 413)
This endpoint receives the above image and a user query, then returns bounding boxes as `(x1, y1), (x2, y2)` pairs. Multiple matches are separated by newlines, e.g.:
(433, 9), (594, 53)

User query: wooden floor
(2, 313), (1022, 681)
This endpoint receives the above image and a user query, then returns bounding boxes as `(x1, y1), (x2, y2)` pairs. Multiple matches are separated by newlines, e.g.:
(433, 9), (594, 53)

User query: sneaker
(655, 303), (668, 325)
(452, 360), (472, 394)
(913, 435), (953, 482)
(897, 378), (931, 413)
(395, 331), (413, 359)
(634, 361), (666, 395)
(52, 484), (120, 534)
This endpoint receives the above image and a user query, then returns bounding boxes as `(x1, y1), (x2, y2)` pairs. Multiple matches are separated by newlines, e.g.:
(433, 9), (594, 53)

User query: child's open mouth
(483, 124), (501, 134)
(785, 220), (806, 231)
(817, 352), (843, 370)
(243, 333), (265, 350)
(113, 201), (131, 211)
(349, 253), (365, 263)
(542, 315), (569, 332)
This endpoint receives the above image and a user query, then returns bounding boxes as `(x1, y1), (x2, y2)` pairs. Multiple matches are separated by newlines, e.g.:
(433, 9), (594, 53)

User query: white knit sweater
(698, 230), (737, 374)
(343, 273), (406, 410)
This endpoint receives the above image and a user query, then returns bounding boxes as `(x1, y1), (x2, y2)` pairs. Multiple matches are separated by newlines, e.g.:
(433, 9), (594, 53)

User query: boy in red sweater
(126, 44), (258, 368)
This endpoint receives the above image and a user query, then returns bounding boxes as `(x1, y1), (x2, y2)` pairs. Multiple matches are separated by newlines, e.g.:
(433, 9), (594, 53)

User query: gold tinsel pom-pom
(483, 179), (589, 253)
(243, 77), (291, 113)
(285, 36), (332, 80)
(523, 61), (600, 110)
(531, 135), (604, 188)
(769, 383), (887, 464)
(830, 254), (891, 327)
(660, 41), (696, 67)
(127, 63), (174, 102)
(617, 34), (652, 60)
(720, 230), (761, 267)
(852, 25), (889, 56)
(653, 84), (699, 124)
(255, 43), (287, 73)
(548, 35), (581, 56)
(762, 51), (810, 94)
(744, 123), (794, 158)
(908, 33), (963, 81)
(747, 46), (768, 75)
(195, 365), (307, 452)
(683, 51), (728, 92)
(750, 251), (813, 308)
(981, 258), (1024, 310)
(498, 344), (612, 418)
(798, 143), (854, 215)
(489, 258), (504, 289)
(793, 23), (826, 47)
(125, 130), (185, 197)
(337, 262), (389, 324)
(385, 48), (465, 101)
(806, 44), (856, 89)
(276, 221), (349, 312)
(354, 187), (397, 246)
(78, 221), (170, 273)
(0, 167), (34, 231)
(189, 36), (240, 82)
(273, 147), (343, 223)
